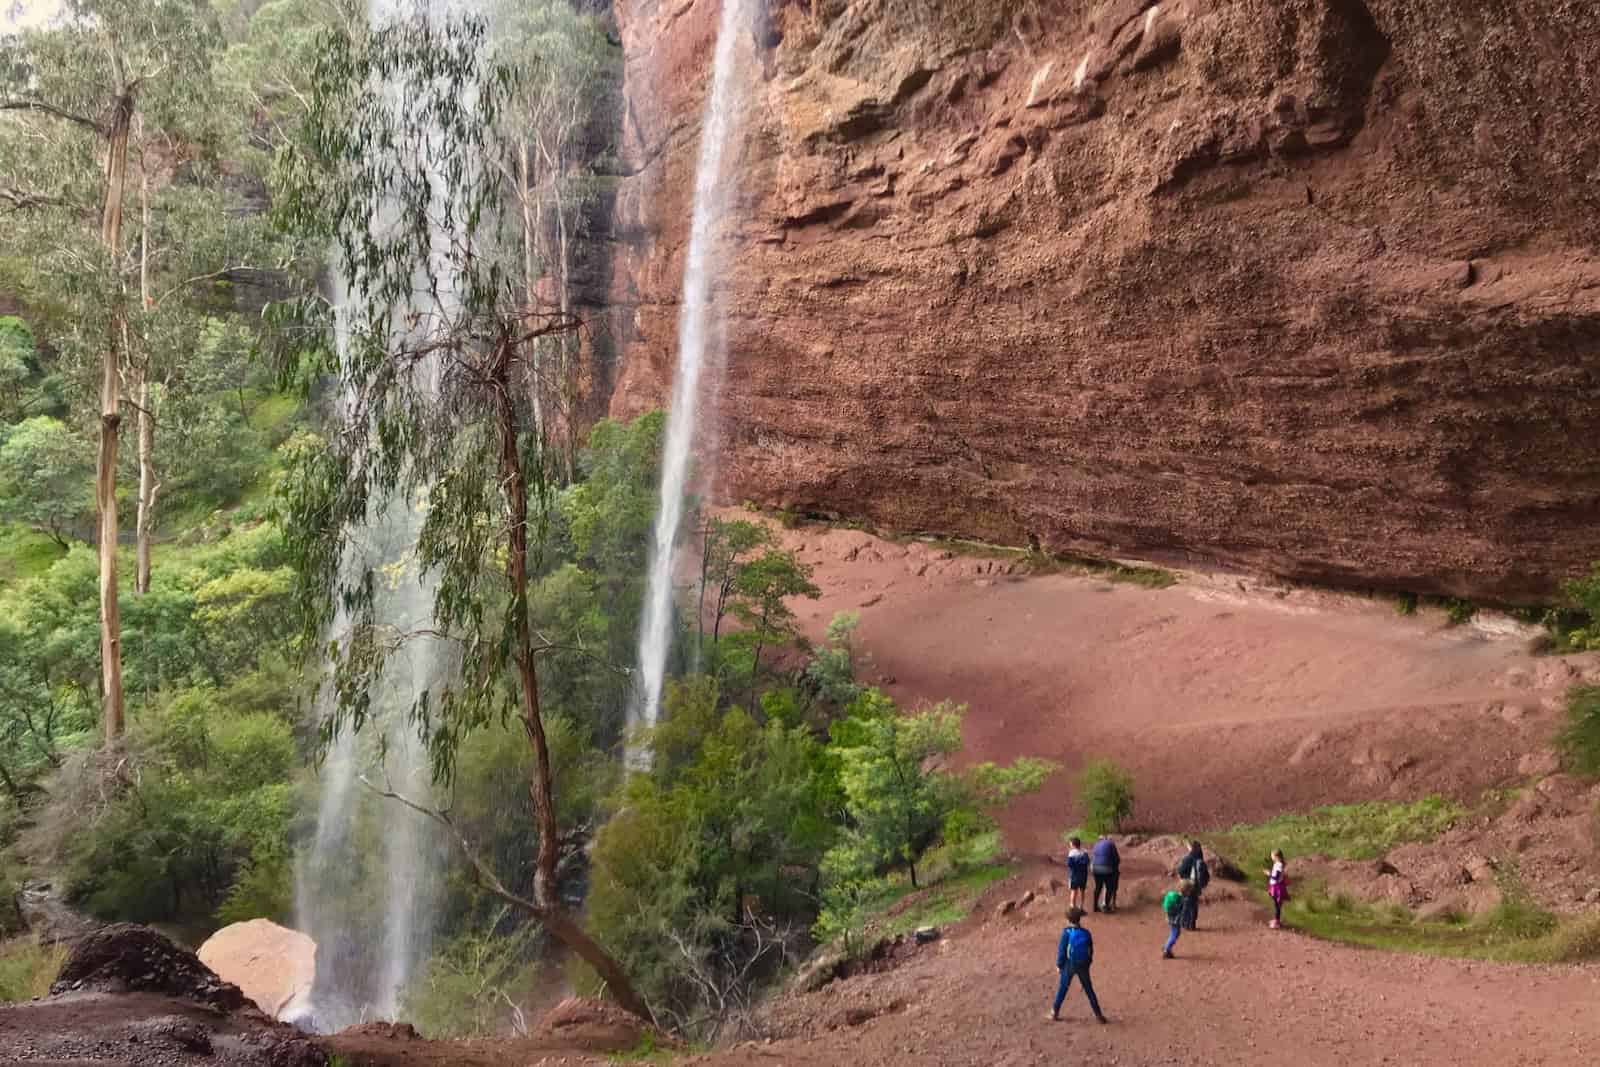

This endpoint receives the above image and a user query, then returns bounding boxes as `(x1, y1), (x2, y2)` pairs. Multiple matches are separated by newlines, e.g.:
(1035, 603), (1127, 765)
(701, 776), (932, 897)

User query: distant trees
(1, 0), (281, 738)
(0, 417), (93, 547)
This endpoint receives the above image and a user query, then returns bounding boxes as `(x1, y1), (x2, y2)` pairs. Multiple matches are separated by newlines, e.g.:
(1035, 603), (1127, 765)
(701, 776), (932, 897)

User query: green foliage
(589, 677), (839, 1036)
(1444, 598), (1477, 626)
(1216, 796), (1466, 866)
(803, 612), (865, 708)
(824, 694), (1051, 894)
(0, 522), (68, 587)
(0, 937), (67, 1004)
(1106, 564), (1177, 589)
(1073, 759), (1135, 837)
(0, 416), (93, 546)
(402, 920), (545, 1039)
(1557, 685), (1600, 778)
(0, 523), (301, 928)
(1554, 563), (1600, 651)
(1395, 591), (1418, 616)
(1277, 875), (1598, 963)
(57, 689), (296, 924)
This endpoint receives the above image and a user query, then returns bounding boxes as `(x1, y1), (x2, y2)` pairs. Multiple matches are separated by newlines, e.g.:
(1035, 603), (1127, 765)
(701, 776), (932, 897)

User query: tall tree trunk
(492, 334), (651, 1023)
(519, 140), (545, 441)
(554, 183), (577, 484)
(134, 158), (156, 595)
(98, 92), (132, 742)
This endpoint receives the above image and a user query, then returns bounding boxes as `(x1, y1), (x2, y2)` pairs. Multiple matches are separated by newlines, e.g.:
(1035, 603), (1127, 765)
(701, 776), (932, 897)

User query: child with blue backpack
(1050, 907), (1108, 1023)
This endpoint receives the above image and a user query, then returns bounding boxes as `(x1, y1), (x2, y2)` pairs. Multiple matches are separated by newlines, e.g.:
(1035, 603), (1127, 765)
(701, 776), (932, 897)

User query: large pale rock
(198, 919), (316, 1020)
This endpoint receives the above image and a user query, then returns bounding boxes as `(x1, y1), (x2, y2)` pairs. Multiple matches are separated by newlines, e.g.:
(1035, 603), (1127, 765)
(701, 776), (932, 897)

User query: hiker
(1090, 833), (1121, 913)
(1265, 849), (1289, 929)
(1161, 879), (1192, 958)
(1065, 837), (1091, 911)
(1176, 840), (1209, 930)
(1050, 906), (1108, 1023)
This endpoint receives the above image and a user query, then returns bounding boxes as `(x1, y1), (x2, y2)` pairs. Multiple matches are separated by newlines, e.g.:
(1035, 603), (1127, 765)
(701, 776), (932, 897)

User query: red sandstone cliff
(606, 0), (1600, 601)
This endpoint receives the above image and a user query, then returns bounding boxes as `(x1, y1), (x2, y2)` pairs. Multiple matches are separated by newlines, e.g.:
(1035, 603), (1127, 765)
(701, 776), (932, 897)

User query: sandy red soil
(757, 516), (1597, 857)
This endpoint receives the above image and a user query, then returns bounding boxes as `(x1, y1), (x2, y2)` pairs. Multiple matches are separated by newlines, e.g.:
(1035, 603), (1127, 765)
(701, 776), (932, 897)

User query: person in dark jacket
(1050, 907), (1107, 1023)
(1065, 837), (1091, 911)
(1176, 840), (1210, 930)
(1090, 834), (1121, 913)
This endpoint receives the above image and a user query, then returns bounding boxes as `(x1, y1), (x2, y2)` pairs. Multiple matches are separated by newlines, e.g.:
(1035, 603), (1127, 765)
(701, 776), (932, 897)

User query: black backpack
(1193, 856), (1210, 890)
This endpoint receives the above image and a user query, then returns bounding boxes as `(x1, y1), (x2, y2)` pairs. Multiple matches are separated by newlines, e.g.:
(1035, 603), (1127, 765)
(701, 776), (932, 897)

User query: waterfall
(633, 0), (754, 751)
(290, 0), (476, 1031)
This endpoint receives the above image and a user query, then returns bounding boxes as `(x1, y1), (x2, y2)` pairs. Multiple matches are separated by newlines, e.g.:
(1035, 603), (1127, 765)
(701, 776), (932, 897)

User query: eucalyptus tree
(490, 0), (620, 479)
(0, 0), (232, 738)
(271, 0), (649, 1020)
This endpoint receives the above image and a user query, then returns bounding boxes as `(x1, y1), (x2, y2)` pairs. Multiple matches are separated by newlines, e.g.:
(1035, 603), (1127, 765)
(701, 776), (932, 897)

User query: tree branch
(0, 98), (105, 133)
(0, 186), (67, 212)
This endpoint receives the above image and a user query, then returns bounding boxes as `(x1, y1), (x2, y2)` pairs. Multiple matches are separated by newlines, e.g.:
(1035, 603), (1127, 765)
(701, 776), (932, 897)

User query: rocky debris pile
(538, 997), (656, 1054)
(51, 923), (247, 1011)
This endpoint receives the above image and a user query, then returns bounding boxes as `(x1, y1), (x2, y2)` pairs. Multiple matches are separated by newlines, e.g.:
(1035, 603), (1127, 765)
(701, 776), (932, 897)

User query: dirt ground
(753, 515), (1598, 857)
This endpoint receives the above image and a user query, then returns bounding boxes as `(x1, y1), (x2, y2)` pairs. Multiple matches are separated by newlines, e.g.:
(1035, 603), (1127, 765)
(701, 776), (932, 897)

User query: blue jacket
(1057, 925), (1093, 968)
(1091, 837), (1120, 872)
(1065, 850), (1090, 881)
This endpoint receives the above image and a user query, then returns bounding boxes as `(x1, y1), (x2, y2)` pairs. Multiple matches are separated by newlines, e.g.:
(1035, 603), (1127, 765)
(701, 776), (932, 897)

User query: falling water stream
(290, 0), (475, 1031)
(634, 0), (755, 752)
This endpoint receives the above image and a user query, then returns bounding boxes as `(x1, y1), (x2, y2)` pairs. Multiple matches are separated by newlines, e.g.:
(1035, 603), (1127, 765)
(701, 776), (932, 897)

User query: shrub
(0, 936), (66, 1003)
(1074, 759), (1135, 837)
(1395, 592), (1418, 616)
(1445, 598), (1477, 626)
(1559, 686), (1600, 778)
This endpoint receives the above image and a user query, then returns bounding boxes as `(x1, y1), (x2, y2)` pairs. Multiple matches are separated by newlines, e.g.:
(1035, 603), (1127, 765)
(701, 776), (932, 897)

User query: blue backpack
(1065, 926), (1093, 967)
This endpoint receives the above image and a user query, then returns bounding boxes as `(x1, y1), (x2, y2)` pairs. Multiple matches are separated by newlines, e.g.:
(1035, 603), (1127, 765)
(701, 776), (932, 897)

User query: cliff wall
(607, 0), (1600, 600)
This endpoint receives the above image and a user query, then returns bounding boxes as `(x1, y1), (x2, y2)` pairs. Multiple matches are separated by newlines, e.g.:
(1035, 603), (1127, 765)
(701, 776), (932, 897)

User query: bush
(0, 936), (66, 1003)
(1445, 598), (1476, 626)
(1558, 685), (1600, 778)
(1074, 759), (1135, 837)
(1395, 592), (1418, 616)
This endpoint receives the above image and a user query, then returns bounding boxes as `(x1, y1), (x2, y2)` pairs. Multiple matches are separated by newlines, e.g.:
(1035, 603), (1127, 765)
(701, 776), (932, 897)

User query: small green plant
(1395, 592), (1418, 616)
(1108, 565), (1177, 589)
(1074, 759), (1135, 837)
(1558, 685), (1600, 778)
(0, 937), (67, 1003)
(1445, 598), (1477, 626)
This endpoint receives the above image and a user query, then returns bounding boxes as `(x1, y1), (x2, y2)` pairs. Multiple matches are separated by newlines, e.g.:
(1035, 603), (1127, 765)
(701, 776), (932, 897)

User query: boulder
(198, 918), (317, 1019)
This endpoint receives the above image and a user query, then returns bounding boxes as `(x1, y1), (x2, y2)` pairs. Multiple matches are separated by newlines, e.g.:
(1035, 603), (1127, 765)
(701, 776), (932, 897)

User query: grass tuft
(1213, 796), (1465, 866)
(0, 936), (67, 1003)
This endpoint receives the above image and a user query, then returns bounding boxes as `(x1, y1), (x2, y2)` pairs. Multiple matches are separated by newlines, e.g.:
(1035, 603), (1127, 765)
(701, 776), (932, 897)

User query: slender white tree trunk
(98, 93), (133, 741)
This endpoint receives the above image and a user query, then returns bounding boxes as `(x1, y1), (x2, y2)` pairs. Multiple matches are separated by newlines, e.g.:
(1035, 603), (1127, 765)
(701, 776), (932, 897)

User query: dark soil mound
(51, 922), (248, 1010)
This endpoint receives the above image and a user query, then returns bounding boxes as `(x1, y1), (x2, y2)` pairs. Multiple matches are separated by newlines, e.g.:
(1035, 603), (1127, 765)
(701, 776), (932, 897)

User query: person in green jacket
(1161, 880), (1192, 958)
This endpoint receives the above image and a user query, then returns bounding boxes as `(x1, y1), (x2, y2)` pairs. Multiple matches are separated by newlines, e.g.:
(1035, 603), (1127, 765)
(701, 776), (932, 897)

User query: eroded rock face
(607, 0), (1600, 600)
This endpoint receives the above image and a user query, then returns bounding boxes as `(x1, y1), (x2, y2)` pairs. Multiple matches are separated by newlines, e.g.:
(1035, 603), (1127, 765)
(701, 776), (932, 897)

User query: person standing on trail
(1051, 907), (1108, 1024)
(1265, 849), (1289, 929)
(1161, 880), (1192, 958)
(1177, 841), (1209, 930)
(1065, 837), (1091, 912)
(1091, 834), (1121, 913)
